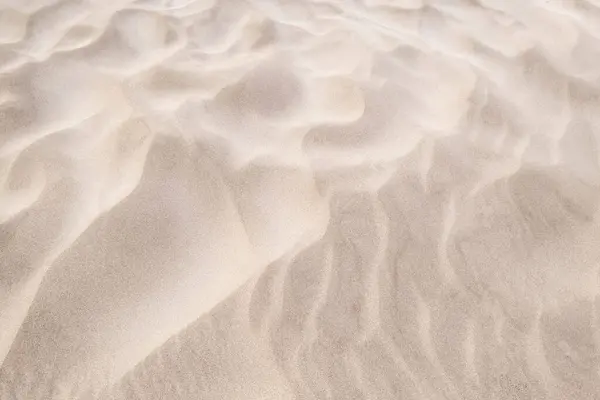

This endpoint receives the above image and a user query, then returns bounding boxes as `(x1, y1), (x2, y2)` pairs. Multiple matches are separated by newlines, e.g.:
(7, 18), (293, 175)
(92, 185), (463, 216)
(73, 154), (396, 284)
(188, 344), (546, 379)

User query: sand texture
(2, 0), (600, 399)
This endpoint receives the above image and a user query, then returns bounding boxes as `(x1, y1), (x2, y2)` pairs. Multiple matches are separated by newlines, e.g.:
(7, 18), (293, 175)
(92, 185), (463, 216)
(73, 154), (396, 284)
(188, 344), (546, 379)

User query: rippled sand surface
(2, 0), (600, 399)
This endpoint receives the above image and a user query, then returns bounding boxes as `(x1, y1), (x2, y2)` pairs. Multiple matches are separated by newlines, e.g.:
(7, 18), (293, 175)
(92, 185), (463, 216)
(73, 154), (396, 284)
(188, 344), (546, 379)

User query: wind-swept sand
(2, 0), (600, 399)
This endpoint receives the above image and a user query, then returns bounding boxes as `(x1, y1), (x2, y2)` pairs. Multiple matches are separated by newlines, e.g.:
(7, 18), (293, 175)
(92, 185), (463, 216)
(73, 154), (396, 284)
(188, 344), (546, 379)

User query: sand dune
(1, 0), (600, 398)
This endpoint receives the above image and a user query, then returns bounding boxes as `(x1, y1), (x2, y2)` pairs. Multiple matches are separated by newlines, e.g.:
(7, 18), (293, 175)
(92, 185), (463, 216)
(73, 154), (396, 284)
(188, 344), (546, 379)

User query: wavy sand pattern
(1, 0), (600, 398)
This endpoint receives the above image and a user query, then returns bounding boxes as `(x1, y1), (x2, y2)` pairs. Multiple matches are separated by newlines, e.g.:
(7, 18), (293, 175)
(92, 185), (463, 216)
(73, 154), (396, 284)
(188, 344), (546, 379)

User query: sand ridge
(1, 0), (600, 398)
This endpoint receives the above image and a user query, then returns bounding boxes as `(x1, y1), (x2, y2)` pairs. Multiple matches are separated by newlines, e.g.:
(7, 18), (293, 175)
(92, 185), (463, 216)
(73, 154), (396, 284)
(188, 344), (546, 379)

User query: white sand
(1, 0), (600, 398)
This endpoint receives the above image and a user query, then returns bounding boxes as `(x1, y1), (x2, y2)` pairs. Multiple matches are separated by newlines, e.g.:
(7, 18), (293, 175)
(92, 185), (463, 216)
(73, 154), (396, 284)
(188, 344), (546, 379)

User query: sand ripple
(1, 0), (600, 398)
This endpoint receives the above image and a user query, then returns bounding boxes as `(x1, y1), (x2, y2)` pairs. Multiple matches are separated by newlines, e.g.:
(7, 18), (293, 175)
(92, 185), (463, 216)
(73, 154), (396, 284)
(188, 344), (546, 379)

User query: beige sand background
(1, 0), (600, 398)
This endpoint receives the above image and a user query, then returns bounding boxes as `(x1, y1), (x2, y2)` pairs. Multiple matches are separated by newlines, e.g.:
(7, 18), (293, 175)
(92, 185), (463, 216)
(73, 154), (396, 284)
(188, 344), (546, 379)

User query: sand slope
(1, 0), (600, 399)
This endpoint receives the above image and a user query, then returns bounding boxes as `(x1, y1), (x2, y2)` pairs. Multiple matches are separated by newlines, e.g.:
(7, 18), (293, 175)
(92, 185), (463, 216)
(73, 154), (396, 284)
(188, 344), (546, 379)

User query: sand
(1, 0), (600, 398)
